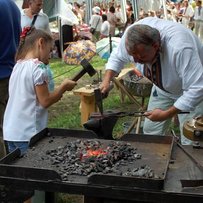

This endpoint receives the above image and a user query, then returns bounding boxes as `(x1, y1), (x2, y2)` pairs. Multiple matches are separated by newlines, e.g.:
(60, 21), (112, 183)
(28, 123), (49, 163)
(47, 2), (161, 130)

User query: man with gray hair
(100, 17), (203, 145)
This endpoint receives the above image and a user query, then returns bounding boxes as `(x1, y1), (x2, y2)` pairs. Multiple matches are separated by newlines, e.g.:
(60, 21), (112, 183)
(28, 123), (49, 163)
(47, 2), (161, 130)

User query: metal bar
(171, 130), (203, 173)
(126, 118), (138, 134)
(135, 116), (142, 134)
(1, 176), (203, 203)
(94, 88), (103, 115)
(181, 179), (203, 188)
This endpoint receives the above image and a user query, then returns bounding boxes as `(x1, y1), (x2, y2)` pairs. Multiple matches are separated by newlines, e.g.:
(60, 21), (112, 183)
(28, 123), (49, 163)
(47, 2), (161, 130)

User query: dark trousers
(62, 24), (73, 51)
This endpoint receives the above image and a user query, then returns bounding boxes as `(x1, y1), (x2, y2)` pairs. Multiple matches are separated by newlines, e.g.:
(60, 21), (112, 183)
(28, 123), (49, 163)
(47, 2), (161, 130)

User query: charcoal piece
(46, 150), (51, 155)
(49, 139), (53, 143)
(57, 156), (64, 162)
(115, 170), (122, 176)
(44, 138), (158, 181)
(134, 153), (142, 159)
(50, 158), (61, 165)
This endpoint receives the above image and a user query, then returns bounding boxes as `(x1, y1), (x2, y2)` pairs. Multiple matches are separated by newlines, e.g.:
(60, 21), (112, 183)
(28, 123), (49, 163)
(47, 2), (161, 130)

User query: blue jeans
(6, 141), (29, 156)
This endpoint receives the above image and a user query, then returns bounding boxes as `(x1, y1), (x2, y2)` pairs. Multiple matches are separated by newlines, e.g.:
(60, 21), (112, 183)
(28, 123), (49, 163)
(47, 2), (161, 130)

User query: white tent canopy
(43, 0), (79, 25)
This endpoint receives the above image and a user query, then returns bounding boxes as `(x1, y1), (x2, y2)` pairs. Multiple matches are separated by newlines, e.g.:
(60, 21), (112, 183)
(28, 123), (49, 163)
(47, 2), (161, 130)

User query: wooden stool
(73, 86), (98, 125)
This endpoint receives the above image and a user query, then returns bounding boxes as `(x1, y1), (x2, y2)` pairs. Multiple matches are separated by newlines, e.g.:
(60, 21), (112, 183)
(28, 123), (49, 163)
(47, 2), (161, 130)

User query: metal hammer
(72, 59), (96, 81)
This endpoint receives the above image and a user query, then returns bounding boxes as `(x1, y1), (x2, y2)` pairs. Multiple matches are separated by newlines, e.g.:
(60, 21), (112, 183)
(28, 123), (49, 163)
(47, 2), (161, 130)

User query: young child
(3, 27), (77, 156)
(100, 14), (110, 39)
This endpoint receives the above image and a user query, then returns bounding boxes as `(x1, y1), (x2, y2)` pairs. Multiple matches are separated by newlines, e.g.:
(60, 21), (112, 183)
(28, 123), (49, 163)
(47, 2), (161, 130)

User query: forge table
(0, 128), (203, 203)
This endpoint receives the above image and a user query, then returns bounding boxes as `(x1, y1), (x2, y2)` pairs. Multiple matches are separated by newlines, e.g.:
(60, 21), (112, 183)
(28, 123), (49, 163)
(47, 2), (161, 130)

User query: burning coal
(45, 139), (156, 181)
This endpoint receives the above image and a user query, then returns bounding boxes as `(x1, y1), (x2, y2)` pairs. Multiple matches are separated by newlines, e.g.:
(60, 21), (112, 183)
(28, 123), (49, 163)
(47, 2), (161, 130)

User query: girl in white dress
(3, 27), (77, 155)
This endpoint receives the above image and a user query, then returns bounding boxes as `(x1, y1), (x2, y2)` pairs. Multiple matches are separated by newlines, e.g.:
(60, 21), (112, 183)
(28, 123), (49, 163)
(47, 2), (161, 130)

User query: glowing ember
(82, 148), (107, 159)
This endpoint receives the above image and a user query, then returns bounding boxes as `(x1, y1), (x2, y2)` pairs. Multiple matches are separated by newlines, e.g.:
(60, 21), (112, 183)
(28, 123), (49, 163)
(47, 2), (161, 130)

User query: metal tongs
(111, 111), (147, 117)
(90, 110), (190, 119)
(89, 111), (148, 119)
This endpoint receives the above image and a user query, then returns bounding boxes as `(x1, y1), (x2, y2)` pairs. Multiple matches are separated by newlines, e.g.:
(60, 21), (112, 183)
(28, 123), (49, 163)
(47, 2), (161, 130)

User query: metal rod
(136, 116), (142, 134)
(171, 130), (203, 173)
(126, 118), (138, 134)
(112, 77), (142, 108)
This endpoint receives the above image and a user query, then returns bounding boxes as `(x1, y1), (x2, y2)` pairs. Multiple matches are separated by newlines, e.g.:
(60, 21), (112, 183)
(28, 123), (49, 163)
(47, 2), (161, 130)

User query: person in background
(73, 2), (84, 24)
(0, 0), (21, 159)
(126, 3), (134, 24)
(167, 9), (176, 21)
(60, 2), (74, 52)
(174, 2), (183, 22)
(139, 7), (145, 19)
(115, 4), (124, 24)
(107, 6), (118, 36)
(22, 0), (29, 9)
(3, 27), (77, 157)
(101, 5), (107, 15)
(194, 0), (203, 41)
(115, 4), (125, 35)
(21, 0), (55, 92)
(180, 0), (194, 29)
(167, 2), (179, 22)
(148, 10), (157, 17)
(21, 0), (50, 33)
(100, 17), (203, 145)
(100, 14), (110, 39)
(89, 6), (102, 42)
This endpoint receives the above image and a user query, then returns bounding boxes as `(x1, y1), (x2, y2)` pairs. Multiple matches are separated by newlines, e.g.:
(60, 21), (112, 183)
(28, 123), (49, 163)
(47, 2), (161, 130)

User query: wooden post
(73, 87), (98, 125)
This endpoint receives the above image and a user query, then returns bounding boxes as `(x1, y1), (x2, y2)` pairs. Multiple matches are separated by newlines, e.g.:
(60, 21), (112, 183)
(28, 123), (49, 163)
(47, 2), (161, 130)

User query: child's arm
(35, 79), (77, 108)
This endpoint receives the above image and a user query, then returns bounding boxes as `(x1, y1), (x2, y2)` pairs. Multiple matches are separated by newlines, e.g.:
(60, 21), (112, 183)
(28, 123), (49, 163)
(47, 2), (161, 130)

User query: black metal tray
(88, 134), (174, 190)
(0, 128), (174, 190)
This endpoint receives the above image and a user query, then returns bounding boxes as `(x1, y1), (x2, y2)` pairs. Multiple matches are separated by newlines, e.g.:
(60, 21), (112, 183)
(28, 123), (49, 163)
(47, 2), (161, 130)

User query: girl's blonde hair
(16, 27), (53, 61)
